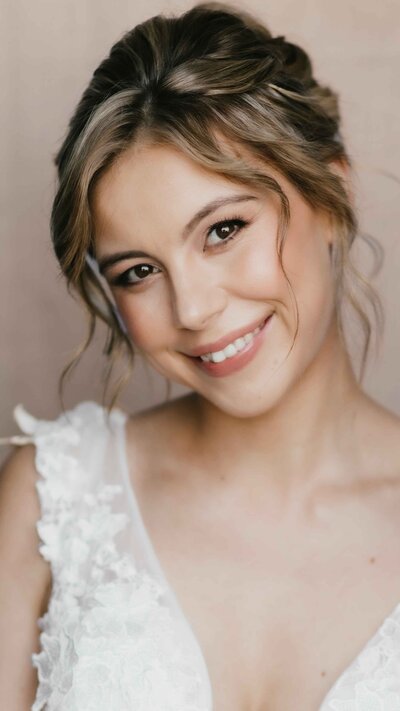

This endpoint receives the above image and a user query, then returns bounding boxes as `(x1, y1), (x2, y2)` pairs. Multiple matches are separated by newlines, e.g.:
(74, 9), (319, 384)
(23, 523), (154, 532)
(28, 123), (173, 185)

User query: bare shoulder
(0, 442), (50, 591)
(0, 445), (51, 708)
(362, 396), (400, 476)
(1, 444), (40, 523)
(0, 442), (38, 496)
(352, 396), (400, 525)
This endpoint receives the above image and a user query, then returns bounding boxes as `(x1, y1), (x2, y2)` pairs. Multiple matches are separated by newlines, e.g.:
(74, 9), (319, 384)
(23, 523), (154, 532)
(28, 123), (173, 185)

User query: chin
(195, 369), (292, 419)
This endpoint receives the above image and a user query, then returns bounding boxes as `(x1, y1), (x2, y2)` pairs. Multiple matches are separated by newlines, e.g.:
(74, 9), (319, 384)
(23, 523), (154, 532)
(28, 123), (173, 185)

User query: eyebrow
(97, 193), (258, 275)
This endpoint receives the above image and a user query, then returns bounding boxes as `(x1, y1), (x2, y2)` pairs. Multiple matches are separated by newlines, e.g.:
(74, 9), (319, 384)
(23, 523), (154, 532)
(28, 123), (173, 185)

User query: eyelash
(110, 215), (251, 288)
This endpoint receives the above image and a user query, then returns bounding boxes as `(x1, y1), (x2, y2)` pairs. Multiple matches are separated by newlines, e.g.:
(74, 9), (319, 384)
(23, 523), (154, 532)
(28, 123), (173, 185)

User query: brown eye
(112, 264), (161, 287)
(205, 218), (248, 249)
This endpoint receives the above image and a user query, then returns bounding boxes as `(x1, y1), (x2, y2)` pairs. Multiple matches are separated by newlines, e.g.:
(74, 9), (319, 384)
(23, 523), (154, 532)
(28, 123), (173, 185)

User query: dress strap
(0, 434), (35, 445)
(0, 404), (37, 446)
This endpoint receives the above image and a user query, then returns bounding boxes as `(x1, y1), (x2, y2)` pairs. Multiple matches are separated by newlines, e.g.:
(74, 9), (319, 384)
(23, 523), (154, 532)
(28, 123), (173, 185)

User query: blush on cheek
(116, 299), (172, 354)
(249, 250), (278, 288)
(232, 239), (285, 302)
(114, 302), (146, 345)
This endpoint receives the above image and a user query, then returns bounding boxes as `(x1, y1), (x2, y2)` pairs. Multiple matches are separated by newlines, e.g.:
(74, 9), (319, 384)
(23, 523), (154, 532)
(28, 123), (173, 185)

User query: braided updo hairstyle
(52, 0), (383, 413)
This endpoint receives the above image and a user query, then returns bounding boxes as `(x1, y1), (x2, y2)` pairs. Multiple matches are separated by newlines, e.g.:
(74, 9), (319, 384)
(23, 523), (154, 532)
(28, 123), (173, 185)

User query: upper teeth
(199, 321), (265, 363)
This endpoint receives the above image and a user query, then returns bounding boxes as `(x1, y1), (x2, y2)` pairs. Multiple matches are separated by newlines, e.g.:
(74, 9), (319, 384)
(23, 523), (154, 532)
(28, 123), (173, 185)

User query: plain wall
(1, 0), (399, 461)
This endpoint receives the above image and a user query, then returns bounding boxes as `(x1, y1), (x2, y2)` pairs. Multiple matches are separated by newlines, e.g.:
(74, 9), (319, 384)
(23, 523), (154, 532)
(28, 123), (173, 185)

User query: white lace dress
(4, 401), (400, 710)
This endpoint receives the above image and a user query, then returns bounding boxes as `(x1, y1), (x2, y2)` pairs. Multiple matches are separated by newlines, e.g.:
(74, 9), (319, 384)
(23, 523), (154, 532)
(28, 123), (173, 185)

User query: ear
(327, 157), (355, 210)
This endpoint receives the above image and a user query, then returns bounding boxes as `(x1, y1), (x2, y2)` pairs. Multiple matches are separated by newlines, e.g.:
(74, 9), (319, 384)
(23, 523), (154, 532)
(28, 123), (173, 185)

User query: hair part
(52, 0), (384, 417)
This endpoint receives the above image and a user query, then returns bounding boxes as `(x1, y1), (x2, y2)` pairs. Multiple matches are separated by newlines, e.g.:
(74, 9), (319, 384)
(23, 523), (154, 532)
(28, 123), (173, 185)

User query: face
(92, 140), (340, 418)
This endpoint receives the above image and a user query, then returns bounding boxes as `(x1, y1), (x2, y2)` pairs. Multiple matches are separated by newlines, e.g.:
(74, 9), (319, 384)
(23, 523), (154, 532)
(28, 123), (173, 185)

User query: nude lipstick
(186, 313), (273, 377)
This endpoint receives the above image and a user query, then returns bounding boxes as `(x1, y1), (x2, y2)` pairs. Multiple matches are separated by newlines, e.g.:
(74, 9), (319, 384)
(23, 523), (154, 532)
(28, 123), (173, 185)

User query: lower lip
(187, 314), (274, 378)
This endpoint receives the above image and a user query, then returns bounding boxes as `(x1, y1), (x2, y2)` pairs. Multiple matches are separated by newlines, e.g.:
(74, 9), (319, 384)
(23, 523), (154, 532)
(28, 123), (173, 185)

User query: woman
(1, 2), (399, 709)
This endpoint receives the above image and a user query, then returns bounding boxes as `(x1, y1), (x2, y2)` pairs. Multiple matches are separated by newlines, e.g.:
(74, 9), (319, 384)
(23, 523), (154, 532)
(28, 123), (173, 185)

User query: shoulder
(9, 399), (121, 468)
(0, 445), (50, 711)
(0, 442), (40, 530)
(363, 398), (400, 479)
(0, 443), (51, 607)
(0, 399), (117, 538)
(0, 396), (124, 590)
(344, 397), (400, 525)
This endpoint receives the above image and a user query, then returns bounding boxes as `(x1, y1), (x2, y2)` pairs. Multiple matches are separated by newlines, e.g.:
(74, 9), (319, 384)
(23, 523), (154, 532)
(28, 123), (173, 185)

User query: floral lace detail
(14, 401), (400, 711)
(321, 606), (400, 710)
(14, 402), (209, 711)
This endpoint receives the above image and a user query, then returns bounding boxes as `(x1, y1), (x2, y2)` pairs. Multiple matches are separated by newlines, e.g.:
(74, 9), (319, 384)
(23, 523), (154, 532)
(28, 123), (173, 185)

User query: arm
(0, 444), (51, 710)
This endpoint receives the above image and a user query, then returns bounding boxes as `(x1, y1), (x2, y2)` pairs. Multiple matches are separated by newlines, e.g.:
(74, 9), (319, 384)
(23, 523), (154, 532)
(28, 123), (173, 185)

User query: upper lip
(183, 314), (271, 357)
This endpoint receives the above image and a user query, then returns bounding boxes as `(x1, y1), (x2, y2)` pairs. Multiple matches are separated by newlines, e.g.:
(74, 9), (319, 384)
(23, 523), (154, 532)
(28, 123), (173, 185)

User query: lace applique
(13, 403), (209, 711)
(11, 402), (400, 710)
(321, 606), (400, 710)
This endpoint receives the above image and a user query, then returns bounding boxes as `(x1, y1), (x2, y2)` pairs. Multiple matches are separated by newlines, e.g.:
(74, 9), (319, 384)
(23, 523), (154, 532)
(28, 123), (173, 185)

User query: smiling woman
(89, 141), (342, 417)
(1, 2), (400, 710)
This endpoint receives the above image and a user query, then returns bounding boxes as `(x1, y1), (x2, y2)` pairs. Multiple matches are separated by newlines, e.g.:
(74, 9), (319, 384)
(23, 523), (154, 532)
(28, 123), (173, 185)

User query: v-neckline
(115, 406), (400, 710)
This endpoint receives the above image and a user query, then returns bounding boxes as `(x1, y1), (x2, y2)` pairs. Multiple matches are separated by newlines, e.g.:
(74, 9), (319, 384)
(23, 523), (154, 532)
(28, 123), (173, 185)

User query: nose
(169, 262), (227, 331)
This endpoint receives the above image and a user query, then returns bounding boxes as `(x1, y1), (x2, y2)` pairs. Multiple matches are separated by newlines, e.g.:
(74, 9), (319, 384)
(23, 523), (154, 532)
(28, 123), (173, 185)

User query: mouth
(184, 313), (274, 378)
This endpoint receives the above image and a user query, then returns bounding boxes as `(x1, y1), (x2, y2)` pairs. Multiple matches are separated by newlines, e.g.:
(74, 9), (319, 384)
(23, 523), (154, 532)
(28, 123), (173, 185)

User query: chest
(139, 487), (400, 711)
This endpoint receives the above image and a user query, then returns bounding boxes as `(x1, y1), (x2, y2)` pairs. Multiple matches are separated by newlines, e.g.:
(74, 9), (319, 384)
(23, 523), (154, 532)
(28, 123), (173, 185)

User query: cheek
(227, 216), (288, 301)
(234, 240), (279, 294)
(114, 297), (164, 349)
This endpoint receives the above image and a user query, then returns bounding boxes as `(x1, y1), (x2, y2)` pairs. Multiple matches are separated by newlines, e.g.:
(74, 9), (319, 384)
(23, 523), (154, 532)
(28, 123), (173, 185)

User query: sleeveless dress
(3, 400), (400, 710)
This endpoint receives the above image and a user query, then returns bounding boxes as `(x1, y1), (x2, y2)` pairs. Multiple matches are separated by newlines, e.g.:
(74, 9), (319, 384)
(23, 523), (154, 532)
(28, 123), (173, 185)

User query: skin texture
(0, 445), (51, 710)
(2, 140), (399, 710)
(91, 141), (400, 709)
(93, 141), (370, 494)
(93, 141), (338, 413)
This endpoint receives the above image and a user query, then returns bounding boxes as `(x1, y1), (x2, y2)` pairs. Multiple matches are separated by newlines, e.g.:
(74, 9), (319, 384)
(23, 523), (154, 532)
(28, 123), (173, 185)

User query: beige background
(1, 0), (399, 462)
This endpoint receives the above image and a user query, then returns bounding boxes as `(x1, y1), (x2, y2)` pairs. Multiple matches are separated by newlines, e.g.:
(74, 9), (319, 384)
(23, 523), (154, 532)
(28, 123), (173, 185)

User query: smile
(199, 319), (265, 362)
(186, 313), (274, 378)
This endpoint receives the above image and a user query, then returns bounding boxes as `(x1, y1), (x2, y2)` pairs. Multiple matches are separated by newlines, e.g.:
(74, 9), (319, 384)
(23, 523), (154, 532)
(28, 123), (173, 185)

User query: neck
(190, 322), (370, 501)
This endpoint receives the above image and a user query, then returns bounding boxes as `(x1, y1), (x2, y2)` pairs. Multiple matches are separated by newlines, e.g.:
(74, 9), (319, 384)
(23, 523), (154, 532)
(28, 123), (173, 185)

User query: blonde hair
(51, 0), (384, 414)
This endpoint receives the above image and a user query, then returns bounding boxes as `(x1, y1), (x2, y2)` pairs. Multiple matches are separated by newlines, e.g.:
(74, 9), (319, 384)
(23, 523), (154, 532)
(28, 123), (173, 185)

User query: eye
(205, 217), (249, 249)
(110, 216), (250, 289)
(110, 263), (161, 288)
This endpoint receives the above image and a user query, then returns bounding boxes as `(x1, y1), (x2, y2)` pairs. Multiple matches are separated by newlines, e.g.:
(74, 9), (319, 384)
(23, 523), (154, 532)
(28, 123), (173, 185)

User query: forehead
(91, 142), (247, 242)
(92, 140), (261, 213)
(90, 139), (307, 249)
